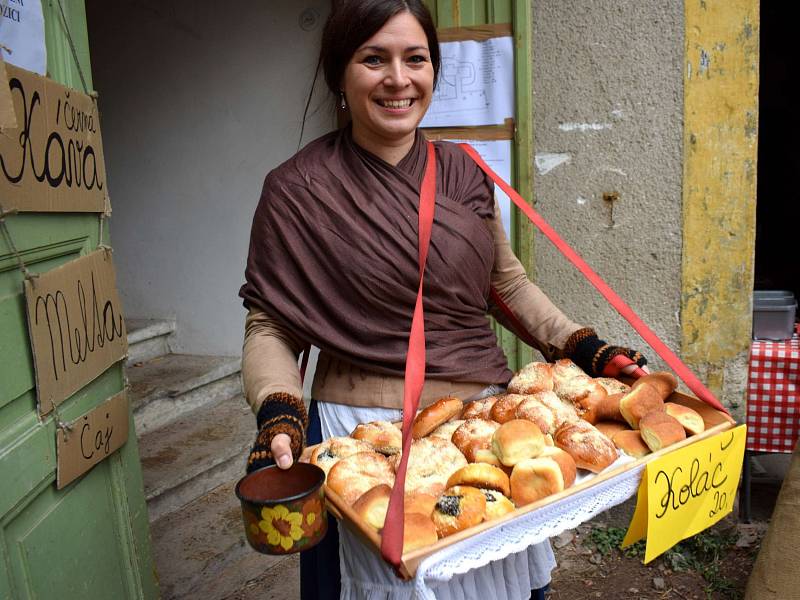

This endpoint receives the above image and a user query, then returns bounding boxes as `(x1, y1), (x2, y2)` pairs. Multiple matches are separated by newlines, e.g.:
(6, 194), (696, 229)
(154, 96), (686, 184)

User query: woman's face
(341, 11), (434, 156)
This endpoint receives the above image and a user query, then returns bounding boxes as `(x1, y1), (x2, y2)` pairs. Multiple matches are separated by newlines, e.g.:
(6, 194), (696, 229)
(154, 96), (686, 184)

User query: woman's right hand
(271, 433), (294, 469)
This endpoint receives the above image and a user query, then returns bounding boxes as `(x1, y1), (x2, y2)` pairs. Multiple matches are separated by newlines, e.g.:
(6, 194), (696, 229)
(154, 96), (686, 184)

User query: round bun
(412, 397), (464, 439)
(611, 429), (651, 458)
(402, 512), (439, 553)
(461, 441), (505, 467)
(553, 420), (618, 473)
(490, 394), (528, 424)
(352, 484), (392, 530)
(432, 485), (486, 538)
(632, 371), (678, 400)
(619, 383), (665, 429)
(664, 402), (705, 436)
(311, 436), (375, 476)
(491, 419), (545, 466)
(446, 463), (511, 497)
(480, 488), (516, 520)
(579, 392), (625, 425)
(540, 446), (577, 488)
(461, 396), (500, 420)
(510, 451), (575, 507)
(451, 418), (500, 455)
(350, 420), (402, 455)
(507, 362), (554, 394)
(639, 411), (686, 452)
(327, 451), (395, 504)
(398, 437), (468, 497)
(404, 492), (438, 518)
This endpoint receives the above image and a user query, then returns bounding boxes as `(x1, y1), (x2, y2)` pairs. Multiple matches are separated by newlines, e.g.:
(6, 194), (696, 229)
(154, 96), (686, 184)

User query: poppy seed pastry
(480, 488), (516, 520)
(639, 411), (686, 452)
(553, 420), (617, 473)
(431, 485), (487, 538)
(446, 462), (511, 497)
(412, 396), (464, 439)
(310, 436), (375, 477)
(350, 420), (403, 456)
(491, 419), (545, 466)
(507, 361), (554, 394)
(326, 451), (395, 505)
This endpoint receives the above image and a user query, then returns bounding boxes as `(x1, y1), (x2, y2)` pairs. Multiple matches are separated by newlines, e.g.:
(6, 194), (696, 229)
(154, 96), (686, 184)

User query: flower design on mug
(259, 504), (304, 551)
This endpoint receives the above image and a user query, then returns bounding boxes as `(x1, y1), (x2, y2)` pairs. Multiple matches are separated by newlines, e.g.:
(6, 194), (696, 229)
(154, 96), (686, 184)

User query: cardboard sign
(0, 62), (108, 212)
(623, 424), (747, 562)
(24, 249), (127, 415)
(56, 391), (129, 489)
(0, 58), (17, 131)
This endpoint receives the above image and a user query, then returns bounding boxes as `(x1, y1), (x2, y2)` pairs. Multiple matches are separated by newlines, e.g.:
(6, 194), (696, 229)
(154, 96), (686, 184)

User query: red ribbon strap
(459, 143), (727, 414)
(380, 141), (437, 568)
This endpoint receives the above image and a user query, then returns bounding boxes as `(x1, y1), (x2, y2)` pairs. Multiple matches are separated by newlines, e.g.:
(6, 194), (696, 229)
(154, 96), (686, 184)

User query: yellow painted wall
(682, 0), (759, 410)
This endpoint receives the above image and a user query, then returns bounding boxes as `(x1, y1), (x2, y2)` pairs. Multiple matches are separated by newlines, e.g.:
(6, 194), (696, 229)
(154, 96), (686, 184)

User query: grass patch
(587, 526), (740, 599)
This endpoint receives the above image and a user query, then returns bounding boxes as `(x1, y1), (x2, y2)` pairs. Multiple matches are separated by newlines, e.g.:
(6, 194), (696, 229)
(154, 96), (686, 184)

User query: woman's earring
(339, 91), (347, 110)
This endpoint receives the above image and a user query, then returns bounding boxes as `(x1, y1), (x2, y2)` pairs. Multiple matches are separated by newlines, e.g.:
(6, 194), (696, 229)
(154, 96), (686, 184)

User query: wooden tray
(318, 391), (736, 579)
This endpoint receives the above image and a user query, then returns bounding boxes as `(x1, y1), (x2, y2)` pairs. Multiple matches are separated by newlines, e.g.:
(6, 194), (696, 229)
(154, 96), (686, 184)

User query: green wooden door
(426, 0), (535, 370)
(0, 2), (158, 598)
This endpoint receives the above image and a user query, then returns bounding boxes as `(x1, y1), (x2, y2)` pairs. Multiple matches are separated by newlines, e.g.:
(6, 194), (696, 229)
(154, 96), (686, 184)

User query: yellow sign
(623, 424), (746, 562)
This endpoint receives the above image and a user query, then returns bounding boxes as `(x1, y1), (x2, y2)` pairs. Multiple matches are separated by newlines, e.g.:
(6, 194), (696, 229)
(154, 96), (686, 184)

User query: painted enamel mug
(235, 462), (327, 555)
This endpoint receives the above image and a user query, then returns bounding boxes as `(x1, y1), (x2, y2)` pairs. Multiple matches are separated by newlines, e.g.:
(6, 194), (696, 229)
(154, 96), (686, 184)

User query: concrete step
(128, 354), (242, 435)
(150, 479), (298, 600)
(139, 393), (254, 522)
(126, 318), (176, 366)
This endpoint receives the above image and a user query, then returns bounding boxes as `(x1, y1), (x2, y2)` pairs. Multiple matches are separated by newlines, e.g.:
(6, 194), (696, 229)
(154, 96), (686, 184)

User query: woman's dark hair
(320, 0), (440, 93)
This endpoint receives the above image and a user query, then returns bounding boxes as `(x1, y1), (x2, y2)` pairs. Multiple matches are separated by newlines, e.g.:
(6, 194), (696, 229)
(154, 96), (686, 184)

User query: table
(740, 328), (800, 521)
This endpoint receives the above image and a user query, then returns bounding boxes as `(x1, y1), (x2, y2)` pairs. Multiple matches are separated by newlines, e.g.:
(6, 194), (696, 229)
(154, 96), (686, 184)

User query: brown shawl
(239, 126), (513, 384)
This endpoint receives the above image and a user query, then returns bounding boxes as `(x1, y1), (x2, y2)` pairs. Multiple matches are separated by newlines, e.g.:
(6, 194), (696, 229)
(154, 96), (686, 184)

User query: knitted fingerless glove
(563, 327), (647, 377)
(246, 392), (309, 473)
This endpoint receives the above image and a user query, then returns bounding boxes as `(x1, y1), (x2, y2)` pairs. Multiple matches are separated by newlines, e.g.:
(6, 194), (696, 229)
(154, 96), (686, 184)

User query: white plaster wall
(531, 1), (684, 367)
(87, 0), (333, 356)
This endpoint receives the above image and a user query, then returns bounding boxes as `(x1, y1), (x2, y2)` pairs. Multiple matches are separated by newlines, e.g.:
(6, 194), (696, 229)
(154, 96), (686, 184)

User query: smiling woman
(238, 1), (648, 599)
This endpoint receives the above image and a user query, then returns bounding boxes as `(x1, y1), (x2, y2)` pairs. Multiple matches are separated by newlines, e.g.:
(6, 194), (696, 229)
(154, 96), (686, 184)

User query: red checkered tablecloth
(746, 332), (800, 452)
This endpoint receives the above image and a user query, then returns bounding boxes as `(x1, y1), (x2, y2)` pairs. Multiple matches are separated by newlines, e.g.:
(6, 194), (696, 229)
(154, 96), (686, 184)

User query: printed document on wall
(0, 0), (46, 75)
(420, 36), (514, 128)
(445, 139), (513, 239)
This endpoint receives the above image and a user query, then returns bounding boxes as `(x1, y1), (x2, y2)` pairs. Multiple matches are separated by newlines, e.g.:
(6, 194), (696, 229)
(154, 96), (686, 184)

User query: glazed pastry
(507, 362), (554, 394)
(432, 485), (487, 537)
(639, 411), (686, 452)
(553, 420), (618, 473)
(326, 451), (395, 504)
(446, 463), (511, 497)
(352, 484), (392, 529)
(491, 419), (545, 466)
(664, 402), (705, 436)
(480, 488), (516, 520)
(632, 371), (678, 400)
(396, 436), (468, 497)
(515, 390), (579, 434)
(611, 430), (651, 458)
(429, 419), (466, 441)
(619, 383), (665, 429)
(311, 436), (375, 477)
(461, 396), (500, 420)
(412, 396), (464, 439)
(451, 418), (501, 456)
(490, 393), (529, 424)
(402, 512), (439, 553)
(350, 420), (402, 456)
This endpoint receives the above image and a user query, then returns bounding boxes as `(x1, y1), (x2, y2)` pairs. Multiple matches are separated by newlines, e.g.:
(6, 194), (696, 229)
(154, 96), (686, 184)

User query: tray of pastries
(302, 359), (736, 579)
